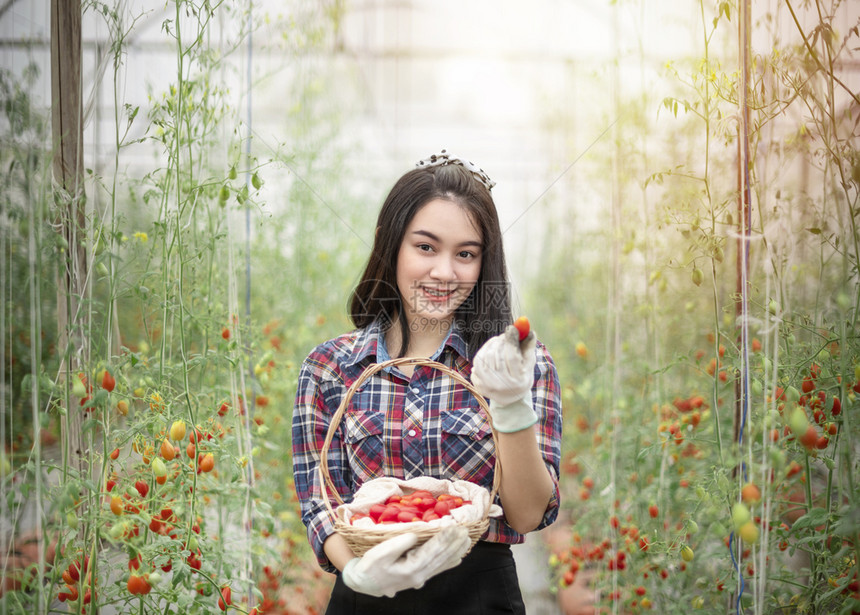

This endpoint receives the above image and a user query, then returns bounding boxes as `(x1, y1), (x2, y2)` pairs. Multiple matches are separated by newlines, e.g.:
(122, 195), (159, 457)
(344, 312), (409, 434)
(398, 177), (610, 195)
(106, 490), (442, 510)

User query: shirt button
(407, 429), (417, 437)
(411, 387), (420, 394)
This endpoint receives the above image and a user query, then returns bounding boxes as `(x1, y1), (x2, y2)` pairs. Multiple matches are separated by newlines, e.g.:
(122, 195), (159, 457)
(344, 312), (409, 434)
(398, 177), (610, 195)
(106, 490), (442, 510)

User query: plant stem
(699, 0), (723, 468)
(27, 141), (46, 614)
(803, 452), (817, 613)
(783, 0), (860, 108)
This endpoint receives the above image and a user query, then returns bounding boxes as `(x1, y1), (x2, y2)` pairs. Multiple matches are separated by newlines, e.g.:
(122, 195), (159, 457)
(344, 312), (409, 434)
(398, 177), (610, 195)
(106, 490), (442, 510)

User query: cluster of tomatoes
(552, 533), (696, 610)
(257, 565), (286, 612)
(57, 556), (93, 604)
(350, 490), (471, 525)
(99, 415), (224, 604)
(772, 363), (844, 453)
(71, 367), (117, 414)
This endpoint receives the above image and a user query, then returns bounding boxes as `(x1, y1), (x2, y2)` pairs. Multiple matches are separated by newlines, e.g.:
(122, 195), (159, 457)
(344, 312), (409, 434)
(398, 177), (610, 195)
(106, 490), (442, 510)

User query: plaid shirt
(291, 320), (562, 571)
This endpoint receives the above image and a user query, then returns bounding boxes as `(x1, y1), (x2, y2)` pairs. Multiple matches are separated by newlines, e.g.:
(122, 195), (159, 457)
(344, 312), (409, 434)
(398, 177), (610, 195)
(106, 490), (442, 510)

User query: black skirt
(325, 541), (526, 615)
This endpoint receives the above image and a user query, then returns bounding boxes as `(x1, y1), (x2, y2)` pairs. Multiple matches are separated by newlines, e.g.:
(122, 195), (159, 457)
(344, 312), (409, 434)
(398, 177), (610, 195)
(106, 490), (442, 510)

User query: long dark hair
(349, 163), (511, 359)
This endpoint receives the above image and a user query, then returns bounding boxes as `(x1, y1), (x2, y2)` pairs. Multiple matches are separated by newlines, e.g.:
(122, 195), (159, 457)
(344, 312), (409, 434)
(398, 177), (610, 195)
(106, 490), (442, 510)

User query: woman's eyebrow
(411, 229), (482, 248)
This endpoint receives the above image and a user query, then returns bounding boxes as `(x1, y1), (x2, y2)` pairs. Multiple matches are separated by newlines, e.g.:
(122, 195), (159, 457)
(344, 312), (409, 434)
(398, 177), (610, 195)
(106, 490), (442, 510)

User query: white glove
(341, 526), (471, 597)
(471, 325), (538, 433)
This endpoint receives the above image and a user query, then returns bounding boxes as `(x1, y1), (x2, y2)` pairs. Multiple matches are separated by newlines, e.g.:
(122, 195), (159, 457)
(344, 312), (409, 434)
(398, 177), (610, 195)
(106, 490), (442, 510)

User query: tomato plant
(531, 1), (859, 612)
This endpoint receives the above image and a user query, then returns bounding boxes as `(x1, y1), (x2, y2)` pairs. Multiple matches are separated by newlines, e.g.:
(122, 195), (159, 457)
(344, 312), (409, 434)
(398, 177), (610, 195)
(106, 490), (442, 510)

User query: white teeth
(424, 287), (454, 297)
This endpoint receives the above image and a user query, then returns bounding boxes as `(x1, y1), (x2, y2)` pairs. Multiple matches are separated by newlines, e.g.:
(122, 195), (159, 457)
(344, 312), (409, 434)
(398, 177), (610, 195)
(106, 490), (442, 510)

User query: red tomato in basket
(423, 510), (441, 522)
(416, 497), (436, 512)
(434, 500), (451, 516)
(398, 511), (421, 523)
(379, 506), (401, 523)
(361, 489), (476, 524)
(369, 504), (386, 522)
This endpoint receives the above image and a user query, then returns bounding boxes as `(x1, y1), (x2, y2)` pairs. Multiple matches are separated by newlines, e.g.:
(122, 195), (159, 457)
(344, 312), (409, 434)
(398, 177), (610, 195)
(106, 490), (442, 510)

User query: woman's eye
(458, 250), (476, 259)
(417, 243), (433, 252)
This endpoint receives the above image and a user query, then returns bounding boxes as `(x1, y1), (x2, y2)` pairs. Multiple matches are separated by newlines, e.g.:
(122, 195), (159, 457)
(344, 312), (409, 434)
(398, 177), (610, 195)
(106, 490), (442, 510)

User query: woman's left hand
(471, 325), (538, 433)
(342, 526), (471, 597)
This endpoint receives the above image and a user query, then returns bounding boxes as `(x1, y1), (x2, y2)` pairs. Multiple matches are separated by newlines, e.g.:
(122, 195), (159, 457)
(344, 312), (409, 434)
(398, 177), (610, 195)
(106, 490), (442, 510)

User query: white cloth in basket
(337, 476), (503, 530)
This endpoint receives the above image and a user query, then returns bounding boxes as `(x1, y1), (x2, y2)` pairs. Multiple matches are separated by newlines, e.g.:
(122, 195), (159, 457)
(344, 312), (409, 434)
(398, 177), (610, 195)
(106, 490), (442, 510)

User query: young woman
(291, 151), (563, 614)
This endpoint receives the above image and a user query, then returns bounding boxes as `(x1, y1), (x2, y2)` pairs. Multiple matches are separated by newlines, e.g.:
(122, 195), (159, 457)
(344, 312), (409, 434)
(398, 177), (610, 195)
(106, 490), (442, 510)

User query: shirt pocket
(440, 407), (495, 485)
(344, 409), (386, 484)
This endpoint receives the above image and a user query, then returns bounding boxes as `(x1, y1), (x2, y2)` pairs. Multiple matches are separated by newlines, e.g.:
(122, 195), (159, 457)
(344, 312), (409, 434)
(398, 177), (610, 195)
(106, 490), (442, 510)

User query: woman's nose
(429, 256), (456, 280)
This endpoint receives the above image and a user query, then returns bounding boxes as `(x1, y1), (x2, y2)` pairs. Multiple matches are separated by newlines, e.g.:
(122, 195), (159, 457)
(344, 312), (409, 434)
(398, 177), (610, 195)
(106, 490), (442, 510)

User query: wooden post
(51, 0), (88, 495)
(51, 0), (83, 193)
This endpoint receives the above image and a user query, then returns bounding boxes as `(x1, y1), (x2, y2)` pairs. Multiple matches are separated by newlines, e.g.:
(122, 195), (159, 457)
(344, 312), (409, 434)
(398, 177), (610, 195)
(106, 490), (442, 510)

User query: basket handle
(317, 357), (502, 519)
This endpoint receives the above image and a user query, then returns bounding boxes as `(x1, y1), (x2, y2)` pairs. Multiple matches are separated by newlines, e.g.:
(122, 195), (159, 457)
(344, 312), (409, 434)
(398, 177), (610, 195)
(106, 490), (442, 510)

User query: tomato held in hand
(513, 316), (530, 341)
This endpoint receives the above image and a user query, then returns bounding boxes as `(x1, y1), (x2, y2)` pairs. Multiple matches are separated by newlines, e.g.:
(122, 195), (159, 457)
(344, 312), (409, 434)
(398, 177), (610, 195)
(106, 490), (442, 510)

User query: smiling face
(350, 163), (510, 360)
(396, 198), (483, 333)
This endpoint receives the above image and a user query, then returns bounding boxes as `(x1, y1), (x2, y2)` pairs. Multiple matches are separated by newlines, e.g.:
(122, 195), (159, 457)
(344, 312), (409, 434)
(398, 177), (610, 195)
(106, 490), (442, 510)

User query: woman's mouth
(422, 286), (457, 301)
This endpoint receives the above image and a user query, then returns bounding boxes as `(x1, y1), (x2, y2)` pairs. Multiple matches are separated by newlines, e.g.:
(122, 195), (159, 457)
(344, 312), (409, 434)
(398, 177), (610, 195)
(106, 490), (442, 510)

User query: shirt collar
(344, 319), (470, 368)
(443, 322), (470, 359)
(344, 321), (382, 368)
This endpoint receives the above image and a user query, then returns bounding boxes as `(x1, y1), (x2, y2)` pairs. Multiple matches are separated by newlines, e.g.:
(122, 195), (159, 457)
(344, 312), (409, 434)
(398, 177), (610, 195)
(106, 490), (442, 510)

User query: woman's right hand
(341, 526), (470, 597)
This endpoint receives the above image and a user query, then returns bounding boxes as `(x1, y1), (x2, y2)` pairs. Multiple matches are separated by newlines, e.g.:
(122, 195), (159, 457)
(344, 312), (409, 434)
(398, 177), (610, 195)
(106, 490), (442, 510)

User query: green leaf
(817, 581), (851, 604)
(806, 227), (821, 234)
(81, 418), (101, 434)
(92, 389), (109, 406)
(172, 566), (188, 588)
(177, 589), (193, 607)
(81, 478), (97, 495)
(791, 507), (829, 531)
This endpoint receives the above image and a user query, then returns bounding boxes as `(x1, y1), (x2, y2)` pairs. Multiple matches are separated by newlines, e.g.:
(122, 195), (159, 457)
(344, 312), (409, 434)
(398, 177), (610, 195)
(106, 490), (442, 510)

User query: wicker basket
(318, 357), (501, 557)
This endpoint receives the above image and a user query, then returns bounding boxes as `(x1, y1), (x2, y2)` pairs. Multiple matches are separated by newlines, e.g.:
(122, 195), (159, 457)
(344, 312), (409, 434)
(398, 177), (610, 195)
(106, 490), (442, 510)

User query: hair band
(415, 149), (496, 191)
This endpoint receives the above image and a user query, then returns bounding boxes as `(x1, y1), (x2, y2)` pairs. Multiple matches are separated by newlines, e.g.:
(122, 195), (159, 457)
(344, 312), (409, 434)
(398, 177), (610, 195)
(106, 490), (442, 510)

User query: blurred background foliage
(1, 0), (858, 613)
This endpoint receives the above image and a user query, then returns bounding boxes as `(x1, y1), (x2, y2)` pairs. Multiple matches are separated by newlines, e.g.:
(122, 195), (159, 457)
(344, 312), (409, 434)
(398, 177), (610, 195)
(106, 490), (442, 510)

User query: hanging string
(737, 0), (753, 473)
(244, 11), (253, 326)
(731, 0), (754, 612)
(241, 0), (257, 609)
